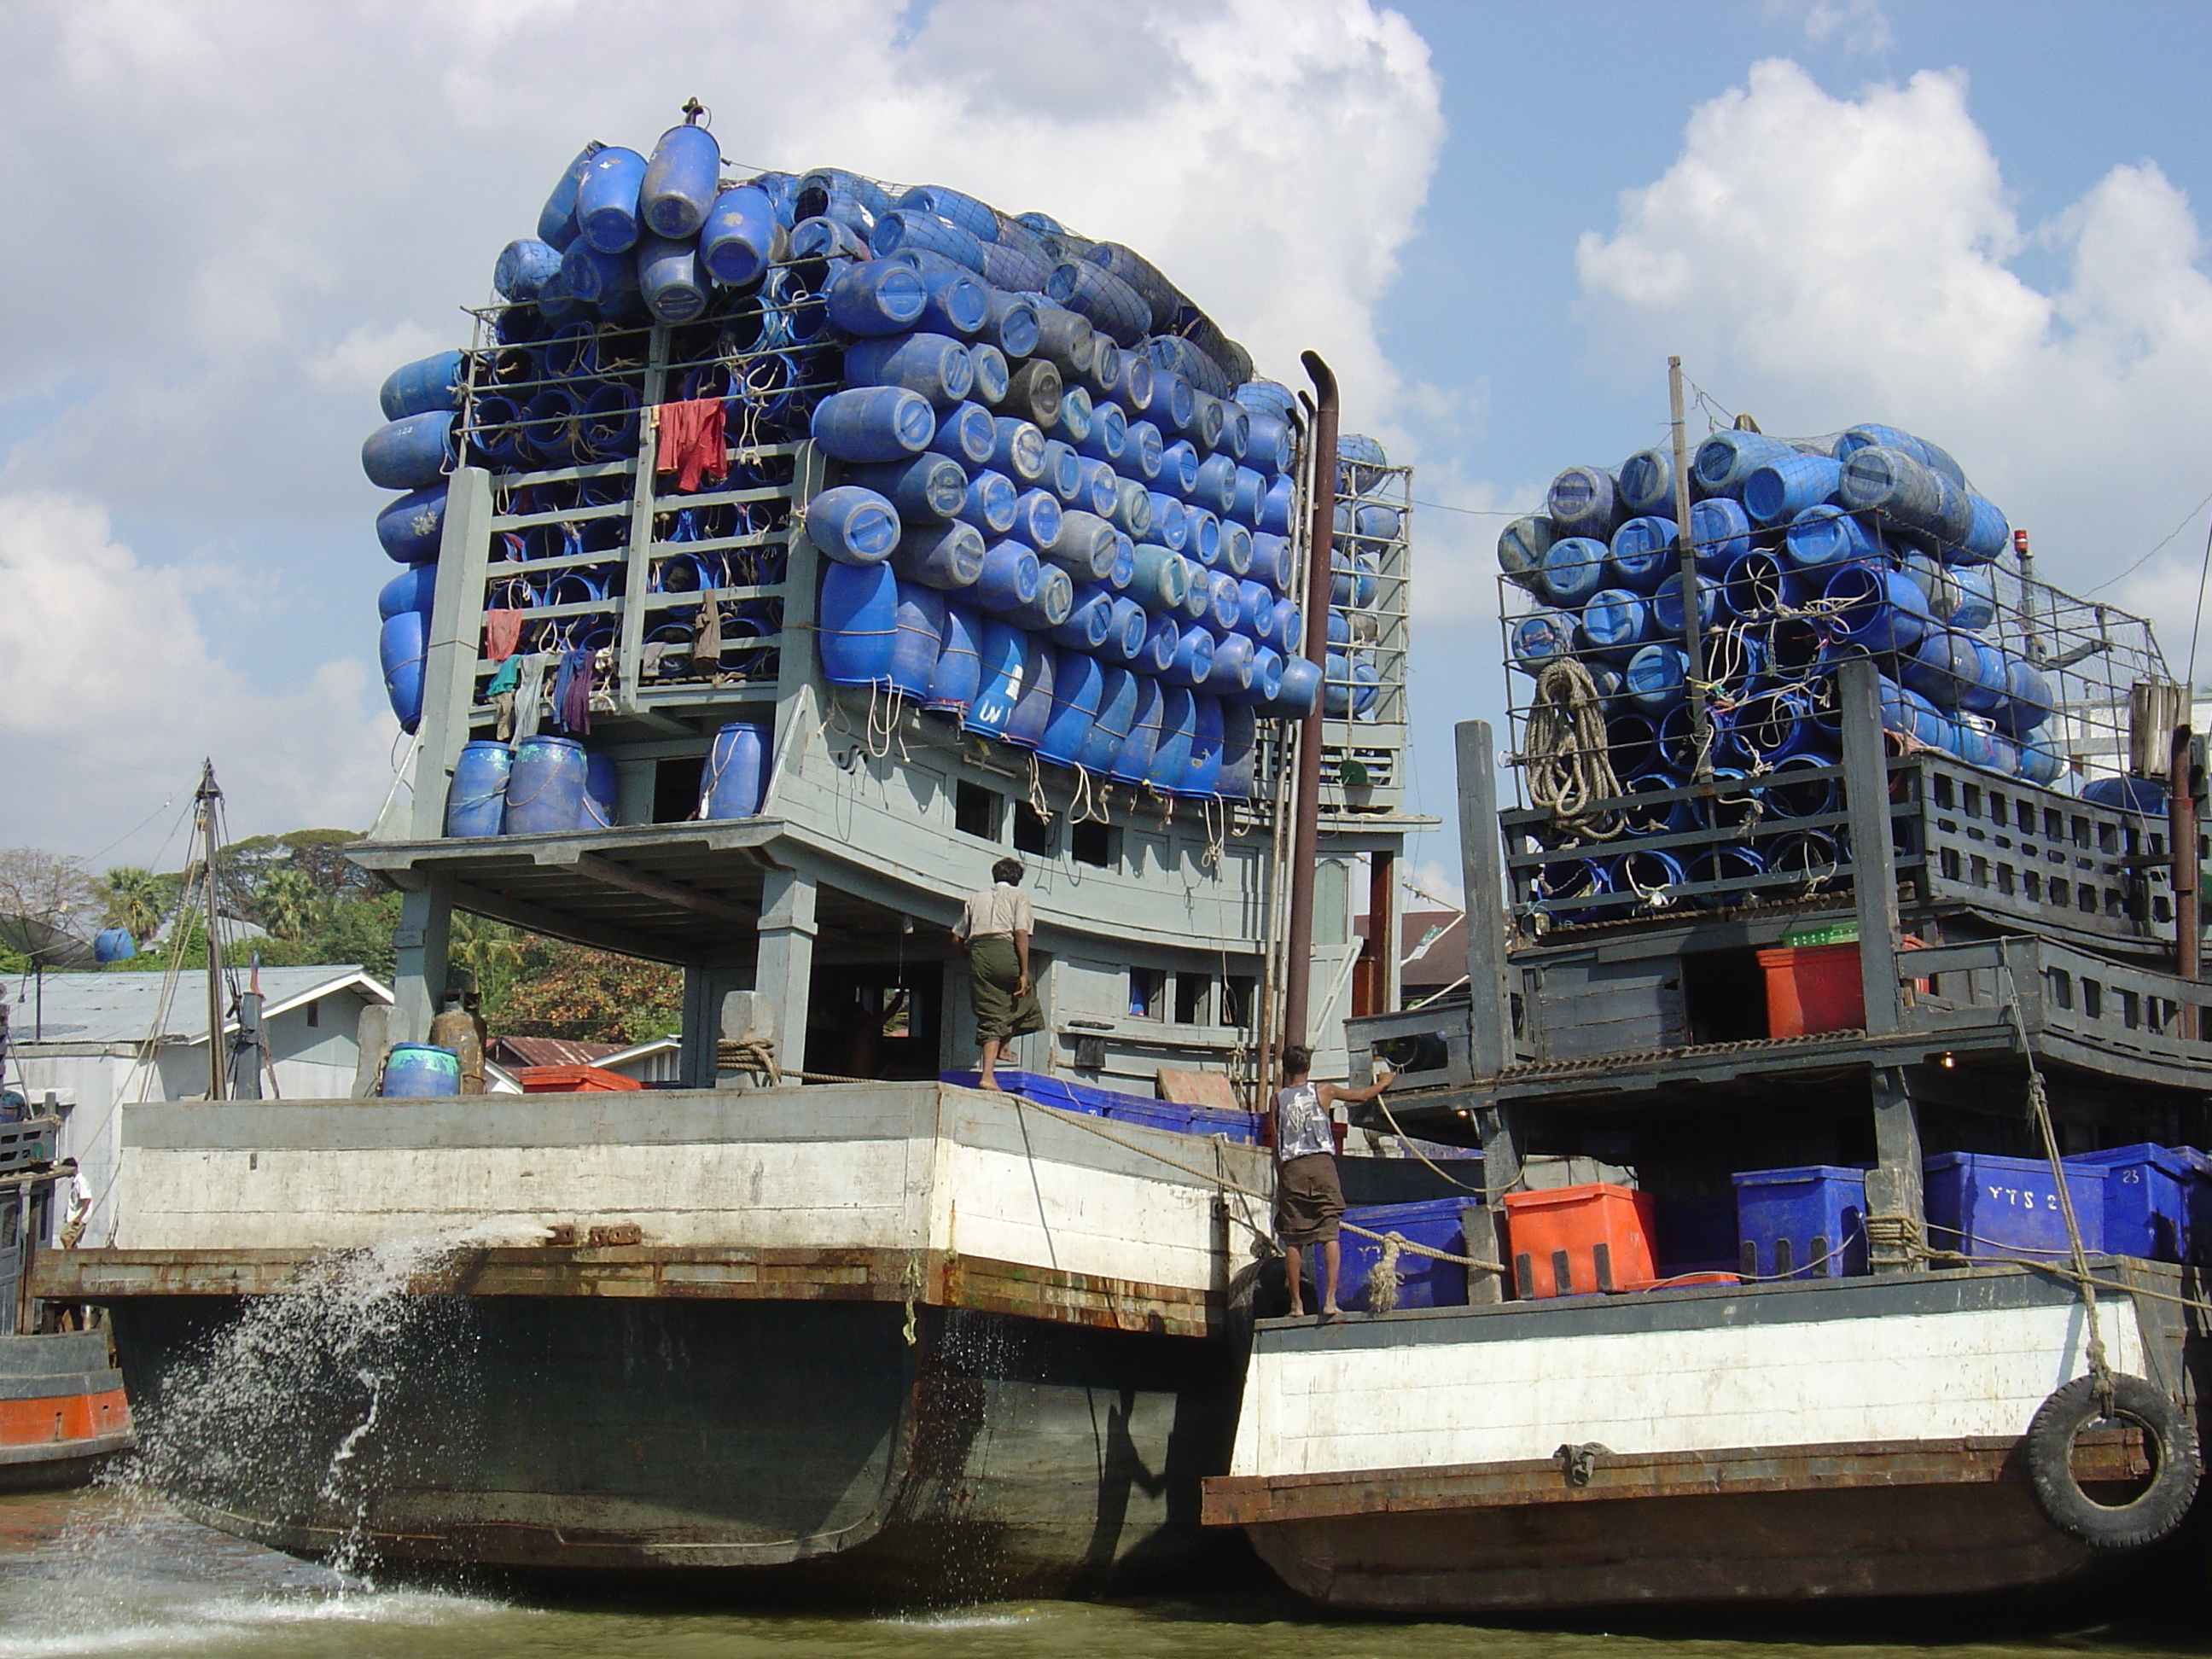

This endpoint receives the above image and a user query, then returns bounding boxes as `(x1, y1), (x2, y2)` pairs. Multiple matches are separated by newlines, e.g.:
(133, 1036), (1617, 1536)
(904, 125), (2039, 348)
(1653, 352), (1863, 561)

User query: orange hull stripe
(0, 1388), (131, 1446)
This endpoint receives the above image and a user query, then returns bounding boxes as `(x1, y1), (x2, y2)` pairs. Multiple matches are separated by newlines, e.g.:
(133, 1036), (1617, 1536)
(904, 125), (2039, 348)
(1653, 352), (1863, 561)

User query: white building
(2, 965), (393, 1246)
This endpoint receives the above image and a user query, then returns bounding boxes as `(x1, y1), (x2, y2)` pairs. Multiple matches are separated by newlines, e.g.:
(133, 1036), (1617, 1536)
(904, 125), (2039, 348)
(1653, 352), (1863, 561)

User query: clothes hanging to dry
(513, 652), (549, 741)
(484, 608), (527, 663)
(696, 598), (725, 671)
(654, 398), (727, 493)
(552, 646), (594, 735)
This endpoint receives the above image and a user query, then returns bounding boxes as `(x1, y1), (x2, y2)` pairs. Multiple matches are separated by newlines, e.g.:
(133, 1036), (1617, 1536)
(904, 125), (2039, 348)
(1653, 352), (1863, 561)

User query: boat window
(1070, 819), (1114, 868)
(955, 781), (1002, 841)
(1222, 975), (1256, 1028)
(1012, 802), (1053, 857)
(653, 756), (704, 823)
(1173, 973), (1211, 1026)
(1128, 969), (1166, 1019)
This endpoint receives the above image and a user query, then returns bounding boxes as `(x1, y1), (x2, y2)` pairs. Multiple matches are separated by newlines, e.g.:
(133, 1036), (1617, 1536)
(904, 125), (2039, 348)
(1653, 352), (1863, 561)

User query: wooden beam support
(563, 852), (756, 927)
(445, 878), (684, 965)
(1457, 719), (1516, 1077)
(1838, 658), (1902, 1036)
(1867, 1063), (1924, 1275)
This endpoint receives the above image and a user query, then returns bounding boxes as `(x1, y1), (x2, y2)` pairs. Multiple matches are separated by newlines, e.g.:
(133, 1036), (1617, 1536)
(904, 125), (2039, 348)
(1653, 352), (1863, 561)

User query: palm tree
(101, 865), (169, 940)
(258, 867), (323, 940)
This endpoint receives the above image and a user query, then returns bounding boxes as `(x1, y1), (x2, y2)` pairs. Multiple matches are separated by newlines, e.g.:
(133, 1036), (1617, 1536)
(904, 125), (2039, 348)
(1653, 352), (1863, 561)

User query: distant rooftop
(3, 965), (389, 1046)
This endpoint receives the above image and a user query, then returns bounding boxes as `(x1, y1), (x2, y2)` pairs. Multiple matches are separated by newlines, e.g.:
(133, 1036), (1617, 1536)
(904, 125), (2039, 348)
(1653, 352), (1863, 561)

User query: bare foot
(1286, 1303), (1304, 1318)
(1321, 1304), (1342, 1318)
(978, 1074), (998, 1091)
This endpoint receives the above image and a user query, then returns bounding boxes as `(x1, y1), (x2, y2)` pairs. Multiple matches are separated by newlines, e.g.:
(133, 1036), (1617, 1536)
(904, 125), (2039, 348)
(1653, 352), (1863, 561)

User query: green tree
(99, 865), (174, 940)
(258, 867), (323, 940)
(491, 942), (681, 1045)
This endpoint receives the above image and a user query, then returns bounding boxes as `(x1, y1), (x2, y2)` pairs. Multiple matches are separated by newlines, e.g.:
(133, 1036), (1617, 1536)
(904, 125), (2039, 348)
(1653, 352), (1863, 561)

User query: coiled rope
(1523, 657), (1620, 830)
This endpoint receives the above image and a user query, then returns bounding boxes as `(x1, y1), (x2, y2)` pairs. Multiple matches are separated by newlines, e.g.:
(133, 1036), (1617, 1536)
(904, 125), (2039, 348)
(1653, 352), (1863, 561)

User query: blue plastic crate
(1732, 1166), (1868, 1279)
(1923, 1152), (2106, 1261)
(1339, 1198), (1483, 1309)
(2065, 1144), (2211, 1263)
(940, 1069), (1113, 1117)
(1105, 1097), (1198, 1137)
(940, 1072), (1256, 1142)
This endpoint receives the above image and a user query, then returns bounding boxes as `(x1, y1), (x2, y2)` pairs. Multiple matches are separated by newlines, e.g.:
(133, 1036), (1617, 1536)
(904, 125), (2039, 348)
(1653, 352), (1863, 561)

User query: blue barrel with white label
(701, 724), (770, 819)
(577, 147), (648, 253)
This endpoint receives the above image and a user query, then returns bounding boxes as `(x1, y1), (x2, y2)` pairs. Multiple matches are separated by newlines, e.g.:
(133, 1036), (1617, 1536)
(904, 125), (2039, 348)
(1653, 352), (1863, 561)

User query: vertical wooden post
(1281, 353), (1340, 1051)
(1668, 358), (1712, 781)
(1866, 1065), (1924, 1275)
(392, 876), (453, 1046)
(2171, 724), (2199, 1039)
(1457, 720), (1515, 1077)
(757, 864), (818, 1082)
(1838, 659), (1901, 1035)
(412, 468), (494, 838)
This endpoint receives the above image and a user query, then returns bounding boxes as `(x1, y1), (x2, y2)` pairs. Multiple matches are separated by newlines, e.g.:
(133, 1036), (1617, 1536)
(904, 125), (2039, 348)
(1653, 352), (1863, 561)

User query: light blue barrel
(967, 342), (1010, 405)
(1955, 494), (2009, 565)
(1269, 598), (1304, 656)
(1220, 521), (1254, 579)
(1249, 533), (1292, 591)
(928, 401), (998, 468)
(1205, 632), (1255, 699)
(1051, 583), (1115, 651)
(1901, 628), (1981, 708)
(1106, 481), (1152, 542)
(1688, 498), (1749, 573)
(1266, 656), (1324, 721)
(919, 271), (988, 340)
(899, 186), (998, 244)
(1957, 638), (2008, 713)
(1119, 418), (1164, 484)
(1580, 589), (1651, 659)
(379, 352), (465, 422)
(972, 540), (1041, 613)
(577, 147), (648, 253)
(927, 601), (986, 713)
(1742, 454), (1842, 526)
(1050, 387), (1096, 455)
(957, 468), (1019, 537)
(872, 209), (987, 274)
(1162, 625), (1214, 690)
(1203, 570), (1241, 633)
(582, 752), (618, 830)
(1260, 475), (1297, 538)
(1537, 536), (1610, 607)
(694, 725), (766, 821)
(1007, 565), (1074, 632)
(1147, 492), (1189, 553)
(1186, 508), (1224, 570)
(1045, 260), (1148, 346)
(1352, 500), (1400, 542)
(966, 622), (1032, 740)
(1100, 597), (1149, 663)
(1824, 562), (1932, 652)
(1228, 467), (1266, 531)
(363, 410), (454, 491)
(1037, 439), (1081, 506)
(1945, 564), (1997, 632)
(1948, 717), (1994, 768)
(1994, 657), (2055, 736)
(637, 235), (709, 323)
(811, 386), (936, 463)
(1071, 457), (1119, 519)
(1624, 643), (1688, 712)
(642, 121), (720, 239)
(1075, 402), (1128, 470)
(818, 560), (899, 685)
(1784, 504), (1877, 568)
(1837, 423), (1966, 488)
(1001, 636), (1058, 750)
(1007, 488), (1062, 555)
(1122, 544), (1185, 614)
(982, 291), (1041, 358)
(1045, 509), (1119, 581)
(2018, 733), (2065, 785)
(1128, 614), (1173, 678)
(1158, 434), (1201, 496)
(1072, 665), (1140, 772)
(377, 562), (435, 623)
(827, 261), (929, 335)
(1175, 564), (1214, 626)
(1497, 515), (1555, 591)
(445, 741), (511, 838)
(1837, 445), (1943, 533)
(805, 486), (903, 566)
(893, 521), (988, 591)
(1108, 676), (1166, 783)
(1546, 466), (1623, 542)
(847, 455), (969, 524)
(700, 185), (780, 287)
(505, 735), (587, 835)
(1606, 516), (1679, 593)
(93, 928), (137, 963)
(380, 611), (426, 731)
(536, 141), (605, 249)
(381, 1045), (462, 1099)
(1237, 645), (1286, 709)
(1650, 571), (1717, 637)
(1150, 686), (1198, 791)
(1693, 429), (1796, 497)
(1616, 447), (1679, 518)
(989, 416), (1047, 486)
(844, 333), (975, 408)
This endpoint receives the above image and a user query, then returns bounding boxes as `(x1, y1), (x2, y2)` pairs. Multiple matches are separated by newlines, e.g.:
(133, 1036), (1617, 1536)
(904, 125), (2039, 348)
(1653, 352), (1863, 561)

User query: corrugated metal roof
(487, 1036), (619, 1068)
(4, 965), (387, 1045)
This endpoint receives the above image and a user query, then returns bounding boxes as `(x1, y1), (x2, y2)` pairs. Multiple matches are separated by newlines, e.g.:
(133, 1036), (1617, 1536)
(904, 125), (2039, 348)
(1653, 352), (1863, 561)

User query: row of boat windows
(952, 779), (1114, 866)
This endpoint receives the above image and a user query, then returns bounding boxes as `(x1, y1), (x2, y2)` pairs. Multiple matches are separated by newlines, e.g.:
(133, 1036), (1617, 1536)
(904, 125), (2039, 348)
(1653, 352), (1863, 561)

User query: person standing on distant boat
(1274, 1044), (1394, 1318)
(953, 858), (1043, 1091)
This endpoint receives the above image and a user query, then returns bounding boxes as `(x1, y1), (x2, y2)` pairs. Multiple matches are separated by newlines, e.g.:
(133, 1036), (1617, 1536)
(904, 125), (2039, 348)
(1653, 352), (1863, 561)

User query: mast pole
(1281, 352), (1340, 1055)
(1668, 357), (1712, 780)
(195, 760), (226, 1102)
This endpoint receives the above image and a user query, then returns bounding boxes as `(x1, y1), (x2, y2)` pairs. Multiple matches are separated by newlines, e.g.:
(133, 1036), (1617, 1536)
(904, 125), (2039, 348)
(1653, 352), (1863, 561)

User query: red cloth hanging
(655, 398), (727, 493)
(484, 608), (526, 663)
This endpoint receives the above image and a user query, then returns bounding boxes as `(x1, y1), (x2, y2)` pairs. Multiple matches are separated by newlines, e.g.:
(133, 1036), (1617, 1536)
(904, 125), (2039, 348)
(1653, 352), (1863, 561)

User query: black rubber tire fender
(2023, 1373), (2200, 1551)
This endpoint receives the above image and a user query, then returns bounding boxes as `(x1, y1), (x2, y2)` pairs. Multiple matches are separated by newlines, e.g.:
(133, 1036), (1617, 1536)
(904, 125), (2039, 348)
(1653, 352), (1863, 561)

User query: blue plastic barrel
(970, 540), (1039, 613)
(982, 291), (1041, 358)
(1650, 571), (1718, 637)
(1837, 445), (1943, 533)
(1995, 657), (2055, 736)
(1002, 635), (1057, 749)
(380, 611), (426, 731)
(1238, 645), (1286, 709)
(1075, 399), (1128, 467)
(1764, 753), (1839, 818)
(967, 342), (1010, 405)
(92, 928), (137, 963)
(377, 562), (435, 624)
(1051, 583), (1115, 651)
(1616, 447), (1678, 518)
(1784, 504), (1877, 568)
(888, 581), (946, 699)
(844, 333), (975, 408)
(847, 454), (969, 524)
(825, 260), (927, 335)
(1693, 430), (1796, 497)
(1205, 632), (1255, 699)
(1008, 488), (1062, 554)
(965, 621), (1031, 739)
(1228, 469), (1266, 532)
(1537, 536), (1610, 607)
(445, 740), (512, 838)
(1580, 589), (1651, 659)
(577, 147), (648, 253)
(1148, 492), (1189, 553)
(1134, 614), (1179, 678)
(637, 235), (709, 323)
(872, 209), (987, 273)
(958, 469), (1019, 537)
(980, 420), (1044, 492)
(1108, 480), (1153, 542)
(381, 1045), (462, 1098)
(1534, 859), (1613, 924)
(579, 384), (641, 459)
(1956, 494), (2009, 565)
(1109, 676), (1166, 782)
(928, 601), (986, 713)
(505, 735), (587, 834)
(1901, 629), (1980, 708)
(1115, 418), (1161, 482)
(1720, 548), (1807, 619)
(363, 410), (454, 491)
(379, 351), (465, 422)
(1249, 533), (1293, 591)
(819, 561), (899, 685)
(1825, 562), (1932, 651)
(1204, 570), (1241, 632)
(1546, 466), (1622, 541)
(1497, 515), (1555, 591)
(1127, 544), (1190, 613)
(1045, 260), (1148, 346)
(892, 521), (987, 592)
(929, 401), (998, 467)
(1689, 498), (1749, 573)
(1103, 597), (1150, 663)
(1268, 656), (1325, 720)
(642, 122), (720, 239)
(1742, 454), (1842, 526)
(1606, 711), (1661, 777)
(1075, 666), (1139, 771)
(811, 386), (936, 463)
(700, 185), (780, 287)
(1163, 625), (1215, 690)
(1071, 457), (1119, 521)
(1624, 643), (1688, 712)
(1270, 599), (1304, 655)
(1837, 423), (1966, 488)
(806, 486), (903, 566)
(536, 141), (605, 250)
(2018, 733), (2066, 785)
(1215, 702), (1255, 798)
(920, 271), (989, 340)
(1607, 516), (1679, 593)
(1150, 686), (1198, 790)
(581, 751), (618, 830)
(1008, 565), (1074, 632)
(1947, 564), (1998, 632)
(375, 484), (446, 565)
(701, 724), (770, 819)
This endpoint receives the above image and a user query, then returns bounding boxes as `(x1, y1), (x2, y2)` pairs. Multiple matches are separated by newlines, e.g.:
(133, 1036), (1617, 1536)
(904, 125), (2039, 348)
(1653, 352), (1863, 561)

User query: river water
(2, 1483), (2204, 1659)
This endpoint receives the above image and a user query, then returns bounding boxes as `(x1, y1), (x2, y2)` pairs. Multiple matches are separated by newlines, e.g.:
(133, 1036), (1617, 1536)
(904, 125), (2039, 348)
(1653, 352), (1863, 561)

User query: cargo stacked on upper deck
(358, 114), (1324, 822)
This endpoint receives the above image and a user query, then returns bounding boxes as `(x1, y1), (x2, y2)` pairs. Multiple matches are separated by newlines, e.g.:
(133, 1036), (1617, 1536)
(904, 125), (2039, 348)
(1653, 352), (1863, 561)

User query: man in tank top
(953, 859), (1043, 1091)
(1274, 1043), (1394, 1318)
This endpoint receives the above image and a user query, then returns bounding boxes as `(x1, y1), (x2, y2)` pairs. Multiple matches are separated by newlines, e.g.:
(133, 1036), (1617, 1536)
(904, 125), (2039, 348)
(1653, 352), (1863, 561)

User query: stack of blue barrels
(1499, 423), (2060, 914)
(1328, 434), (1398, 720)
(358, 117), (1324, 826)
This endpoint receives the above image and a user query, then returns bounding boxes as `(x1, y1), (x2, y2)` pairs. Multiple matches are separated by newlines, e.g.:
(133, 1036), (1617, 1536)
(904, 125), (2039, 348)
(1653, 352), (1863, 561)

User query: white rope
(1522, 657), (1621, 830)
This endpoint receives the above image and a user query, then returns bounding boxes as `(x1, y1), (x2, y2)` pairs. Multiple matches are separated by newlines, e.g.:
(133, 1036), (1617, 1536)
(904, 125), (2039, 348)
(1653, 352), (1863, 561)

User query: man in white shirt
(1273, 1042), (1394, 1318)
(952, 858), (1043, 1090)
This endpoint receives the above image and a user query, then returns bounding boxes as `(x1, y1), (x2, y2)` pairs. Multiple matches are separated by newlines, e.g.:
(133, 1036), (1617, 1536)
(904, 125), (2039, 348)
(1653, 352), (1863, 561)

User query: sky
(3, 0), (2209, 906)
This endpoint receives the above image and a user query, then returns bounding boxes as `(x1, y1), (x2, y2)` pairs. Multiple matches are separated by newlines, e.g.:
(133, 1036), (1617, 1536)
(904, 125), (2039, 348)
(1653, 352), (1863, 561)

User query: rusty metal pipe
(1280, 351), (1339, 1052)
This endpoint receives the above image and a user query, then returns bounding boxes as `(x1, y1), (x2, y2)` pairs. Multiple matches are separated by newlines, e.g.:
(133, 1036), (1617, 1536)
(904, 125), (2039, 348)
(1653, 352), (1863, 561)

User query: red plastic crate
(516, 1064), (642, 1093)
(1501, 1183), (1656, 1297)
(1756, 942), (1864, 1037)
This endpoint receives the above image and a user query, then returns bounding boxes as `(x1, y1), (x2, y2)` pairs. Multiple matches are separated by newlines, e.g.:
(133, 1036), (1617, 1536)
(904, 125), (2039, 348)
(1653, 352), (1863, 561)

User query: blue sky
(3, 0), (2209, 909)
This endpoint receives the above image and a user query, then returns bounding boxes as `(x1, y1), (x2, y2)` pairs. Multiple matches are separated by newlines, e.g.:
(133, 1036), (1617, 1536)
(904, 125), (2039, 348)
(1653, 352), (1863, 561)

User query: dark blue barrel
(1727, 686), (1818, 765)
(377, 562), (435, 622)
(1605, 711), (1662, 777)
(958, 469), (1019, 537)
(1270, 598), (1304, 655)
(928, 601), (986, 713)
(1040, 439), (1084, 506)
(965, 621), (1030, 739)
(1108, 480), (1153, 541)
(819, 560), (899, 685)
(967, 343), (1010, 410)
(971, 540), (1040, 613)
(1651, 571), (1718, 637)
(1056, 509), (1121, 579)
(1616, 447), (1678, 518)
(989, 417), (1048, 487)
(1949, 718), (1996, 769)
(1039, 650), (1106, 765)
(1836, 445), (1943, 533)
(637, 235), (709, 323)
(1765, 753), (1839, 818)
(1693, 430), (1796, 497)
(1229, 469), (1266, 532)
(899, 184), (998, 243)
(363, 410), (454, 491)
(1656, 703), (1707, 774)
(1957, 639), (2008, 714)
(1115, 418), (1161, 482)
(380, 611), (426, 731)
(982, 291), (1041, 358)
(1164, 625), (1215, 690)
(1837, 423), (1966, 488)
(1002, 635), (1057, 749)
(1235, 579), (1274, 637)
(2084, 775), (2169, 815)
(1690, 842), (1767, 905)
(701, 186), (780, 287)
(1216, 703), (1257, 799)
(1784, 504), (1878, 568)
(1956, 494), (2009, 565)
(1249, 533), (1293, 591)
(1689, 498), (1749, 572)
(1175, 564), (1213, 626)
(1008, 488), (1062, 555)
(578, 147), (648, 252)
(1109, 676), (1166, 783)
(1615, 846), (1689, 897)
(580, 384), (641, 459)
(891, 580), (947, 698)
(1742, 454), (1842, 526)
(381, 1045), (461, 1098)
(642, 122), (720, 238)
(1268, 655), (1324, 720)
(562, 238), (641, 309)
(445, 741), (511, 838)
(847, 455), (969, 524)
(1497, 515), (1554, 590)
(1534, 859), (1613, 924)
(1902, 628), (1981, 707)
(1720, 548), (1807, 619)
(1148, 492), (1189, 552)
(1994, 657), (2055, 736)
(1618, 771), (1690, 836)
(931, 401), (998, 467)
(1051, 583), (1115, 652)
(1546, 466), (1622, 542)
(536, 141), (606, 249)
(1246, 410), (1295, 474)
(375, 485), (446, 565)
(379, 351), (465, 422)
(811, 386), (936, 462)
(1579, 589), (1651, 659)
(1077, 666), (1140, 771)
(701, 724), (770, 819)
(1237, 645), (1286, 708)
(505, 735), (587, 835)
(1008, 565), (1074, 632)
(806, 486), (903, 566)
(1824, 562), (1932, 651)
(1150, 686), (1197, 790)
(2018, 734), (2065, 786)
(582, 752), (618, 830)
(93, 928), (137, 963)
(520, 388), (580, 463)
(1537, 536), (1610, 607)
(1767, 828), (1845, 880)
(1103, 597), (1150, 662)
(1624, 643), (1688, 712)
(844, 333), (975, 408)
(872, 209), (987, 273)
(1606, 516), (1679, 593)
(1045, 260), (1148, 346)
(1205, 632), (1255, 699)
(921, 271), (989, 338)
(790, 215), (871, 261)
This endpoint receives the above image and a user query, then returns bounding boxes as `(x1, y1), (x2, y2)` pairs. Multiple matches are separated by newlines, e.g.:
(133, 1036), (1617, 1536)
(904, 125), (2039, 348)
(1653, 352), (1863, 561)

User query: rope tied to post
(715, 1036), (780, 1088)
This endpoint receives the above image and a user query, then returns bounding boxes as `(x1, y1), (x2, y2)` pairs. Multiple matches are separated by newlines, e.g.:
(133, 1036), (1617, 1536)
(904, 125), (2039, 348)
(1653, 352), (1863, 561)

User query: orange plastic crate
(1500, 1183), (1656, 1298)
(1756, 942), (1864, 1037)
(516, 1064), (642, 1093)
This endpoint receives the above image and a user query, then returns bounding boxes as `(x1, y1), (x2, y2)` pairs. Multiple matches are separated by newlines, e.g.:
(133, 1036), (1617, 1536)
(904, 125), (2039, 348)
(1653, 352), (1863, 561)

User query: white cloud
(0, 493), (395, 851)
(1575, 59), (2212, 654)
